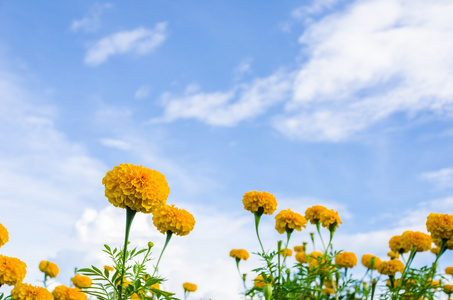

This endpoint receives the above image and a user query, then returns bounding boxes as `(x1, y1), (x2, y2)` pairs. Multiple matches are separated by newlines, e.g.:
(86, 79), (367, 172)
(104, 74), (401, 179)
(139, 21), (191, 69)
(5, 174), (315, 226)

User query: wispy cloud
(84, 23), (168, 66)
(419, 168), (453, 190)
(134, 85), (150, 99)
(100, 138), (131, 151)
(71, 3), (112, 33)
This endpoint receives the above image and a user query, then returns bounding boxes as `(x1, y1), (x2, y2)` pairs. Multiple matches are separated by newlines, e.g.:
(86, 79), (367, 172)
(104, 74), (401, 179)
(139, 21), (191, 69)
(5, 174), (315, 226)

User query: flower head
(305, 205), (328, 225)
(279, 248), (293, 257)
(361, 254), (381, 270)
(431, 247), (440, 255)
(230, 249), (249, 261)
(254, 275), (265, 288)
(294, 245), (304, 252)
(102, 163), (170, 214)
(52, 285), (87, 300)
(387, 251), (399, 259)
(426, 213), (453, 240)
(445, 267), (453, 275)
(182, 282), (197, 292)
(274, 209), (307, 234)
(319, 209), (342, 230)
(152, 204), (196, 236)
(242, 191), (277, 215)
(0, 223), (8, 248)
(335, 252), (357, 269)
(104, 265), (114, 272)
(11, 283), (52, 300)
(308, 251), (324, 268)
(39, 261), (59, 278)
(71, 274), (92, 288)
(376, 260), (404, 276)
(400, 231), (431, 252)
(389, 235), (408, 254)
(0, 255), (27, 286)
(432, 236), (453, 250)
(443, 284), (453, 294)
(295, 252), (308, 264)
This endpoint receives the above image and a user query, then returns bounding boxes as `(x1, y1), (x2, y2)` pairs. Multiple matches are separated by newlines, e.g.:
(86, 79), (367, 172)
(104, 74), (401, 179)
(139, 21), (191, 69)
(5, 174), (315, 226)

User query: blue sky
(1, 0), (453, 299)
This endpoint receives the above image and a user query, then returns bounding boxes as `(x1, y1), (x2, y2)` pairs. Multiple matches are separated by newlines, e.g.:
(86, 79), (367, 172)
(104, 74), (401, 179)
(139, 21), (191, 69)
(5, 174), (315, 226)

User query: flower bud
(263, 284), (272, 300)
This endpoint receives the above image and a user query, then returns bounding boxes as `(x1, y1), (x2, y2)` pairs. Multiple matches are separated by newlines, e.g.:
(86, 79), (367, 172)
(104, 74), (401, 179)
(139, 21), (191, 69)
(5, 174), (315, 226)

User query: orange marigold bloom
(319, 209), (342, 230)
(230, 249), (249, 261)
(322, 287), (335, 295)
(387, 251), (399, 259)
(445, 267), (453, 275)
(242, 191), (277, 215)
(104, 265), (114, 272)
(361, 254), (381, 270)
(443, 284), (453, 294)
(431, 247), (440, 255)
(279, 248), (293, 257)
(0, 223), (8, 248)
(389, 235), (408, 254)
(274, 209), (307, 234)
(305, 205), (328, 225)
(426, 213), (453, 240)
(102, 163), (170, 214)
(71, 274), (92, 288)
(182, 282), (197, 292)
(11, 283), (52, 300)
(294, 245), (304, 252)
(254, 275), (265, 288)
(376, 260), (404, 276)
(152, 204), (196, 236)
(432, 236), (453, 250)
(52, 285), (87, 300)
(335, 252), (357, 269)
(400, 231), (431, 252)
(308, 251), (324, 268)
(0, 255), (27, 286)
(39, 261), (59, 278)
(295, 252), (308, 264)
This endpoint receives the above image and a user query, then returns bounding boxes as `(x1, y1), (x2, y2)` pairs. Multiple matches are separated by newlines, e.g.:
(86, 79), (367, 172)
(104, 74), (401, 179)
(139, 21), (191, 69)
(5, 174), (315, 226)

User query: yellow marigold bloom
(11, 283), (52, 300)
(242, 191), (277, 215)
(432, 236), (453, 250)
(0, 255), (27, 286)
(426, 213), (453, 240)
(361, 254), (381, 270)
(230, 249), (249, 260)
(254, 275), (265, 288)
(102, 163), (170, 214)
(305, 205), (328, 225)
(389, 235), (408, 254)
(274, 209), (307, 234)
(387, 251), (399, 259)
(295, 252), (308, 264)
(335, 252), (357, 269)
(104, 265), (114, 272)
(400, 231), (431, 252)
(322, 287), (335, 295)
(376, 260), (404, 276)
(39, 261), (59, 278)
(279, 248), (293, 257)
(182, 282), (197, 292)
(52, 285), (87, 300)
(150, 282), (160, 294)
(294, 245), (304, 252)
(445, 267), (453, 275)
(319, 209), (342, 229)
(71, 274), (92, 288)
(308, 251), (324, 268)
(0, 223), (8, 248)
(431, 247), (440, 255)
(152, 204), (196, 236)
(443, 284), (453, 294)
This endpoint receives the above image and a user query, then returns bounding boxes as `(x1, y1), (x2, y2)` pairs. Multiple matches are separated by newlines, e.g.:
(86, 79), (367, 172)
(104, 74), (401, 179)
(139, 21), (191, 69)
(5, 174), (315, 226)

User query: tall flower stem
(119, 207), (136, 300)
(254, 209), (265, 254)
(315, 223), (326, 251)
(153, 231), (173, 277)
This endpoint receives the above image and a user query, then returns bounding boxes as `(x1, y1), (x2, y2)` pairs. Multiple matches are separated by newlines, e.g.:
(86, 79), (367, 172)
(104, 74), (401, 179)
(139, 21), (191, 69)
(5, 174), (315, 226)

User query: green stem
(282, 229), (292, 266)
(254, 209), (265, 254)
(394, 247), (417, 299)
(119, 207), (136, 300)
(153, 231), (173, 277)
(315, 222), (326, 251)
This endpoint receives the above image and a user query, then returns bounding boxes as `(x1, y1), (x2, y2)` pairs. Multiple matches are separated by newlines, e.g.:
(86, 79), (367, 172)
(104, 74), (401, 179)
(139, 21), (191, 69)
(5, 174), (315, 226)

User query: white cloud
(84, 23), (168, 66)
(71, 3), (112, 33)
(100, 137), (131, 151)
(134, 85), (150, 99)
(291, 0), (342, 19)
(419, 168), (453, 190)
(233, 58), (253, 81)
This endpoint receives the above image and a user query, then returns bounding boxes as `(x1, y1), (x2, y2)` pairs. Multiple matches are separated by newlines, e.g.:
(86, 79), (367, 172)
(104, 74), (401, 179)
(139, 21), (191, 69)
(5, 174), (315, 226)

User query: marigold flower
(446, 267), (453, 275)
(432, 236), (453, 250)
(387, 251), (399, 259)
(274, 209), (307, 234)
(242, 191), (277, 215)
(102, 163), (170, 214)
(295, 252), (308, 264)
(150, 282), (160, 294)
(52, 285), (87, 300)
(71, 274), (92, 288)
(0, 255), (27, 286)
(361, 254), (381, 270)
(426, 213), (453, 240)
(279, 248), (293, 257)
(104, 265), (114, 272)
(319, 209), (342, 230)
(152, 204), (196, 236)
(0, 223), (8, 248)
(376, 260), (404, 276)
(322, 287), (335, 295)
(443, 284), (453, 294)
(305, 205), (328, 225)
(431, 247), (440, 255)
(335, 252), (357, 269)
(294, 245), (304, 252)
(39, 260), (59, 278)
(230, 249), (249, 261)
(389, 235), (408, 254)
(400, 231), (431, 252)
(182, 282), (197, 292)
(11, 283), (52, 300)
(308, 251), (324, 268)
(254, 275), (265, 288)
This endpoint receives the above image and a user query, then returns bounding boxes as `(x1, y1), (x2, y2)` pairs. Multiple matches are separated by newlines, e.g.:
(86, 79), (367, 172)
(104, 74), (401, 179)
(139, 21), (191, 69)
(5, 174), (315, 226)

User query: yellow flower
(387, 251), (399, 259)
(71, 274), (92, 288)
(293, 245), (304, 252)
(11, 283), (52, 300)
(445, 267), (453, 275)
(102, 163), (170, 214)
(443, 284), (453, 294)
(242, 191), (277, 215)
(52, 285), (87, 300)
(274, 209), (307, 234)
(305, 205), (328, 225)
(182, 282), (197, 292)
(152, 204), (196, 236)
(432, 236), (453, 250)
(431, 247), (440, 255)
(150, 282), (160, 294)
(335, 252), (357, 269)
(295, 252), (308, 264)
(104, 265), (114, 272)
(389, 235), (408, 254)
(230, 249), (249, 261)
(279, 248), (293, 257)
(322, 287), (335, 295)
(361, 254), (381, 270)
(308, 251), (324, 268)
(426, 213), (453, 240)
(319, 209), (342, 230)
(400, 231), (431, 252)
(376, 260), (404, 276)
(0, 223), (8, 248)
(254, 275), (265, 288)
(39, 260), (59, 278)
(0, 255), (27, 286)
